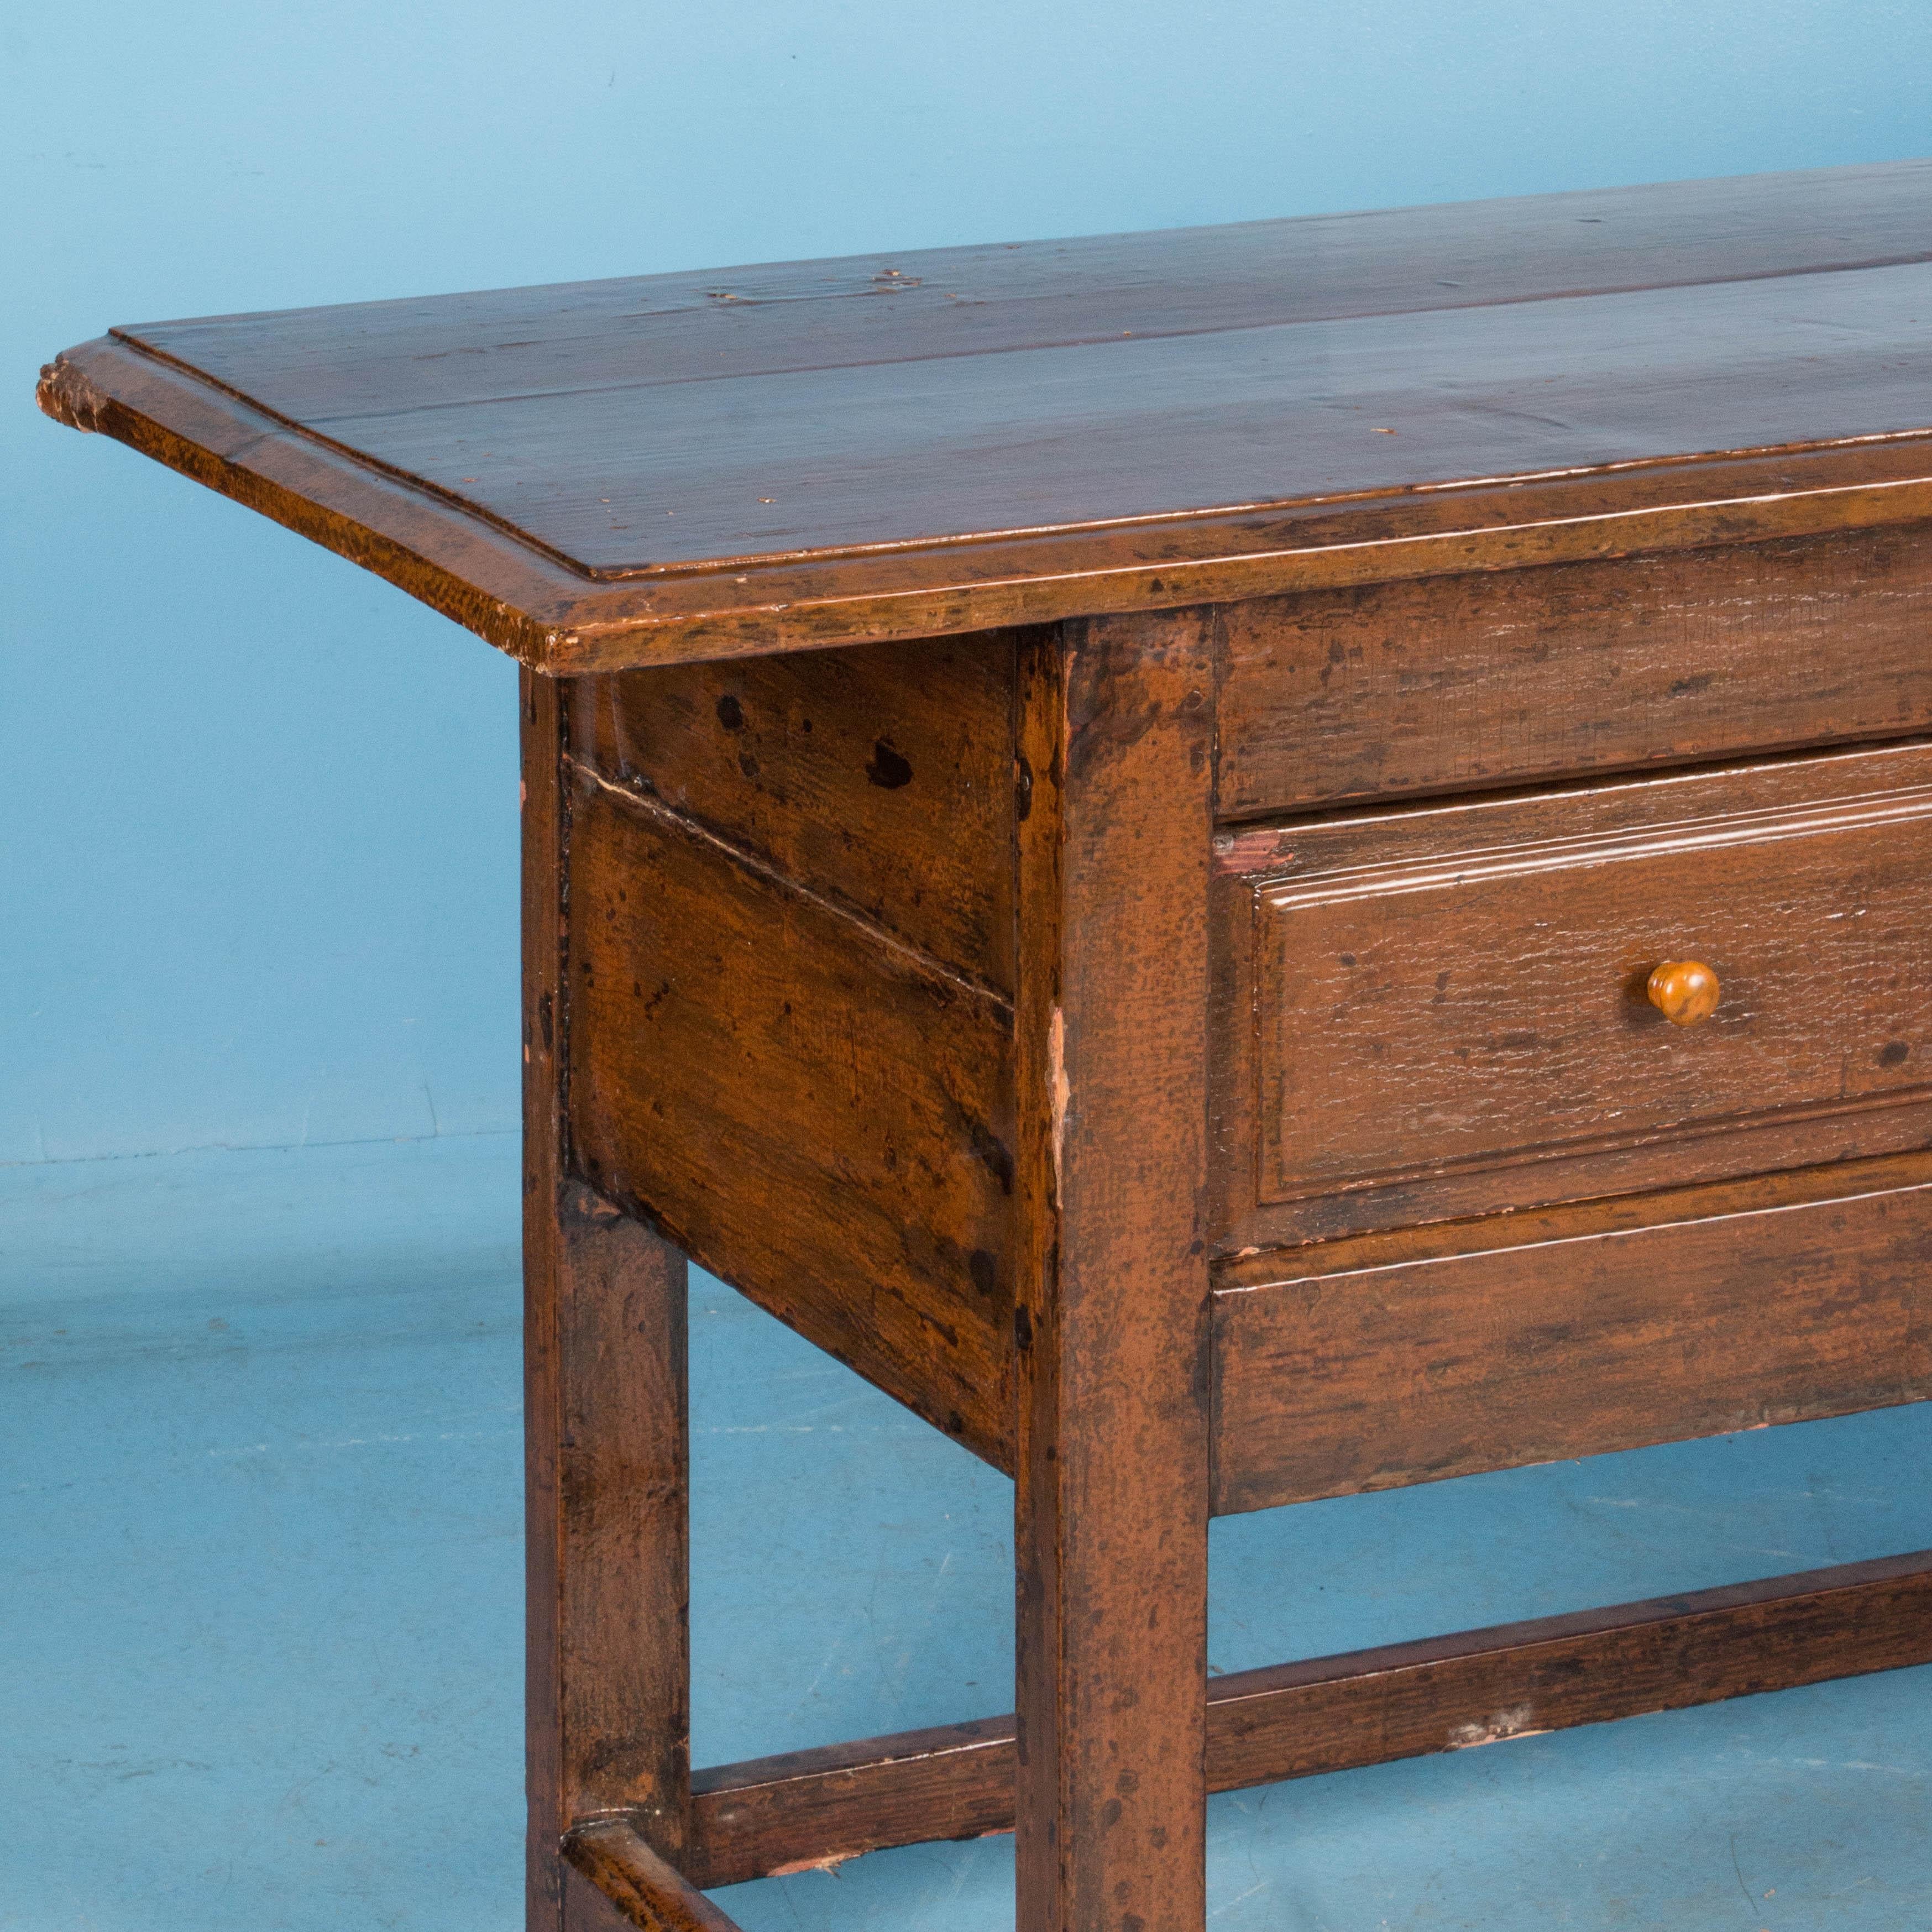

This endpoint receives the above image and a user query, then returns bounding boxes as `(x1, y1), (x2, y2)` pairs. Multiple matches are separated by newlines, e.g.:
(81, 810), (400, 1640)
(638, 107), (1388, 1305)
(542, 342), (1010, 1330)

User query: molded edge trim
(38, 336), (1932, 669)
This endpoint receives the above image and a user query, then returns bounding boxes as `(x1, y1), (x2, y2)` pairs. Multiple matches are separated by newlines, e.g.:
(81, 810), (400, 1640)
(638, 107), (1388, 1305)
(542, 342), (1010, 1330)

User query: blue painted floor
(6, 1135), (1930, 1929)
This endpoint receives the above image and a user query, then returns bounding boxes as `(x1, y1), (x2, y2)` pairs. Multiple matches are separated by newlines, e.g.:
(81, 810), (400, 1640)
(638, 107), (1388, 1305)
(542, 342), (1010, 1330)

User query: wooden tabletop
(39, 161), (1932, 669)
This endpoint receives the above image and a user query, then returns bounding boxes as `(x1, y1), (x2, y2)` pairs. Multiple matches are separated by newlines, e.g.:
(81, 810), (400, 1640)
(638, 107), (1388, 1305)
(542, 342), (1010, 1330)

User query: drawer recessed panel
(1244, 742), (1932, 1206)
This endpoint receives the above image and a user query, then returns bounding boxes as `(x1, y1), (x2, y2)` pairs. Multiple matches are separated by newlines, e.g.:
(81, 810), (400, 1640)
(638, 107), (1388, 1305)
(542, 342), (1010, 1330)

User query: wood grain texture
(549, 1187), (692, 1829)
(1211, 740), (1932, 1248)
(38, 167), (1932, 665)
(525, 679), (695, 1929)
(675, 1551), (1932, 1886)
(565, 1821), (744, 1932)
(98, 266), (1932, 577)
(1211, 1152), (1932, 1515)
(564, 758), (1015, 1464)
(569, 632), (1020, 994)
(1217, 522), (1932, 815)
(562, 1866), (650, 1932)
(687, 1716), (1017, 1888)
(1013, 615), (1215, 1932)
(85, 167), (1932, 576)
(105, 160), (1932, 429)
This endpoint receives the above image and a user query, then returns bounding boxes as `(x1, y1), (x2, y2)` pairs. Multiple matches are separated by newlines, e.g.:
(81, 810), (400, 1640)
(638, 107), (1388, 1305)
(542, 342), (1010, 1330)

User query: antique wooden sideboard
(40, 160), (1932, 1931)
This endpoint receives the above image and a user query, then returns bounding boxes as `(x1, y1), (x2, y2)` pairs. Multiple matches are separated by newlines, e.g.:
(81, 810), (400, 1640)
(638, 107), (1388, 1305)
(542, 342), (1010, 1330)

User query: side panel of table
(562, 635), (1027, 1465)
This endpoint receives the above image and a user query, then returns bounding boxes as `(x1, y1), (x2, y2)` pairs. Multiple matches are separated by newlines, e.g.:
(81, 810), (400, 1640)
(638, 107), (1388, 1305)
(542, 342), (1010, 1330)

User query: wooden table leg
(525, 672), (694, 1932)
(1013, 617), (1216, 1932)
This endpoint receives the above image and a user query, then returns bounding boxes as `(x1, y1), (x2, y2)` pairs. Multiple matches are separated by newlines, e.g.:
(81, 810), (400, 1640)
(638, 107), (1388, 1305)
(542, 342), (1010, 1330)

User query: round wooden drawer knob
(1647, 959), (1720, 1027)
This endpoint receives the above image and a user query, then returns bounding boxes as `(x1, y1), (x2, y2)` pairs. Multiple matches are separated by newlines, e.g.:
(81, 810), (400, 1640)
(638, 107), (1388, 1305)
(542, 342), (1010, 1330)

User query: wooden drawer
(1213, 740), (1932, 1249)
(1211, 1154), (1932, 1514)
(1216, 523), (1932, 816)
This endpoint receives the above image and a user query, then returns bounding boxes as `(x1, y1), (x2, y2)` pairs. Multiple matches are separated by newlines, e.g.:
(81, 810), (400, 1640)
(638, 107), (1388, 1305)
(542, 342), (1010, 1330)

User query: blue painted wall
(7, 0), (1928, 1164)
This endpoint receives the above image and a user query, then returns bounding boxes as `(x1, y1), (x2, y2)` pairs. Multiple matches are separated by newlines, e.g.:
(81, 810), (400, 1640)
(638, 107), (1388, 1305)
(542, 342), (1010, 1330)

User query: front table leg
(524, 672), (694, 1932)
(1013, 619), (1216, 1932)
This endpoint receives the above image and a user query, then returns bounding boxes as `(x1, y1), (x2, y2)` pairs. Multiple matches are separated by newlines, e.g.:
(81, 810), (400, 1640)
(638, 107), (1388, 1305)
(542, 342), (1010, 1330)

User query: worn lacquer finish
(662, 1551), (1932, 1888)
(565, 1822), (742, 1932)
(38, 163), (1932, 1932)
(564, 762), (1016, 1464)
(38, 165), (1932, 665)
(568, 634), (1022, 992)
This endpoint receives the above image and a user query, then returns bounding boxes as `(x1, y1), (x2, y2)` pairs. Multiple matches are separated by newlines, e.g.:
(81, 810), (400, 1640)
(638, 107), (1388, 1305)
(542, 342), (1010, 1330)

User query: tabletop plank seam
(44, 164), (1932, 664)
(250, 248), (1932, 423)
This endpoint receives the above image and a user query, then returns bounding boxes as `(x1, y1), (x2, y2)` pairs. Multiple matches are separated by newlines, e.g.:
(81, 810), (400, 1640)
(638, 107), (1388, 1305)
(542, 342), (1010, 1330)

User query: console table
(40, 160), (1932, 1932)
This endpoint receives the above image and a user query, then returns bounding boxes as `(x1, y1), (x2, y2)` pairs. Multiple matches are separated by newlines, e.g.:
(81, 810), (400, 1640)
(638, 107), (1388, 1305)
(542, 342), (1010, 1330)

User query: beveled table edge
(39, 334), (1932, 672)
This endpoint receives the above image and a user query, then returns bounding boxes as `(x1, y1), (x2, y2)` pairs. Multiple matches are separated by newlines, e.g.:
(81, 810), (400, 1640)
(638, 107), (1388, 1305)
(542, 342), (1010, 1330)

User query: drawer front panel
(1211, 1157), (1932, 1515)
(1244, 742), (1932, 1210)
(1217, 523), (1932, 816)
